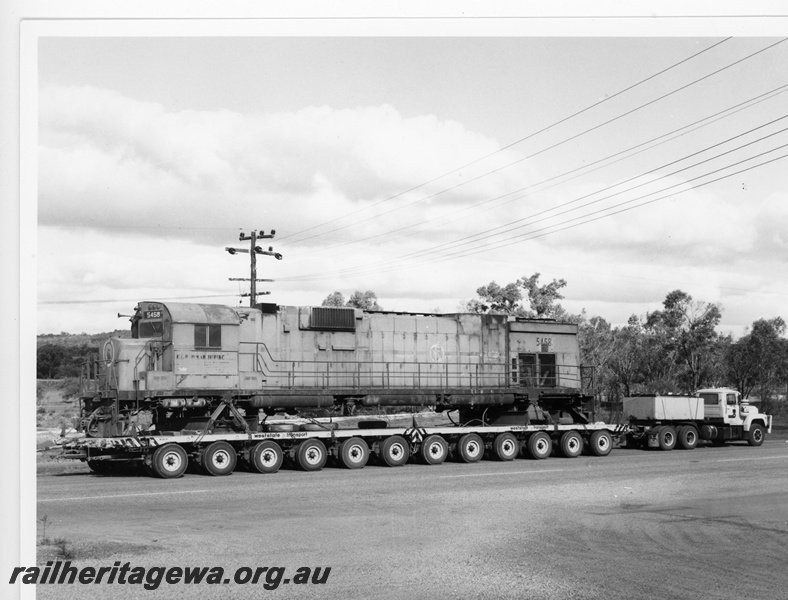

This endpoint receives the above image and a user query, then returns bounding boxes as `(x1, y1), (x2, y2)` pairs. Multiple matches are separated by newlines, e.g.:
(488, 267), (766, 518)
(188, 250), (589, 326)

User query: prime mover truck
(623, 388), (772, 451)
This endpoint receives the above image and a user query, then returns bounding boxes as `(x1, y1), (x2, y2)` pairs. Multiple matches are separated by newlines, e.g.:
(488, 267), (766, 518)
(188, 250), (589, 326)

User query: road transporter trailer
(56, 386), (772, 478)
(58, 415), (622, 478)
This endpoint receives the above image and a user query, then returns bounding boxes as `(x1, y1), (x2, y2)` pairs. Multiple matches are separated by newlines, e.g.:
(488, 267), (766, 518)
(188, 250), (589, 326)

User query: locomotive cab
(130, 301), (243, 394)
(80, 302), (251, 436)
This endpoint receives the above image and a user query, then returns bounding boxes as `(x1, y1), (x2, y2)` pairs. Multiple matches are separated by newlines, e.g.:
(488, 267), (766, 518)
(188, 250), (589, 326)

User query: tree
(645, 290), (722, 392)
(346, 290), (382, 311)
(518, 273), (567, 319)
(466, 281), (522, 314)
(37, 344), (67, 379)
(323, 290), (382, 311)
(576, 313), (616, 400)
(727, 317), (787, 402)
(321, 292), (346, 307)
(465, 273), (568, 319)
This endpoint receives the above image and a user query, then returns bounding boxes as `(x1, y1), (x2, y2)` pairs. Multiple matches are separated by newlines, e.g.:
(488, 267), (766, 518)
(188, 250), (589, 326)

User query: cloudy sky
(33, 30), (788, 336)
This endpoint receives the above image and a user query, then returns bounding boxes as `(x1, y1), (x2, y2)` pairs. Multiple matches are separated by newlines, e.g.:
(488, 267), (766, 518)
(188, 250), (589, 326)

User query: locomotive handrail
(238, 341), (584, 392)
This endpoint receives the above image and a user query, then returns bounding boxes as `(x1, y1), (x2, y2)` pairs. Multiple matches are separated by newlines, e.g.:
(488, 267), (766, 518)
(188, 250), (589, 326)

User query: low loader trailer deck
(58, 419), (621, 478)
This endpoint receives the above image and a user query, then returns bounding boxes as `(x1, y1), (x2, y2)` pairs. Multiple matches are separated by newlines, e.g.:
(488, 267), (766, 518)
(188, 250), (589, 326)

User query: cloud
(36, 84), (788, 335)
(39, 84), (525, 248)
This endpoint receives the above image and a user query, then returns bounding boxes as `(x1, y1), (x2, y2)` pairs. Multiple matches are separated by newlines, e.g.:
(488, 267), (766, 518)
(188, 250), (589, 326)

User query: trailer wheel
(339, 437), (369, 469)
(456, 433), (484, 463)
(151, 444), (188, 479)
(296, 439), (327, 471)
(747, 423), (765, 447)
(559, 431), (584, 458)
(657, 426), (677, 451)
(379, 435), (409, 467)
(420, 435), (449, 465)
(527, 432), (553, 460)
(677, 426), (698, 450)
(589, 430), (613, 457)
(201, 441), (237, 476)
(250, 441), (283, 474)
(494, 432), (520, 461)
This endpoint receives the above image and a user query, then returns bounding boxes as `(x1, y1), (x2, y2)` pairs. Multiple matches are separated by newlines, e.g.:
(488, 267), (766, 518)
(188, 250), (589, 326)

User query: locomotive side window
(194, 324), (222, 349)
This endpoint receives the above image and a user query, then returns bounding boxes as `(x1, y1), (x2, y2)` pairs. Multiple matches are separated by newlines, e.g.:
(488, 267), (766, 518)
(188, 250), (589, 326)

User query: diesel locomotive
(78, 301), (594, 437)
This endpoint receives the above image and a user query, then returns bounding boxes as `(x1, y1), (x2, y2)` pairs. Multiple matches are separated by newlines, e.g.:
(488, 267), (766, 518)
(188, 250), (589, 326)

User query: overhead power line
(279, 139), (788, 282)
(277, 37), (735, 246)
(279, 39), (786, 251)
(281, 84), (788, 263)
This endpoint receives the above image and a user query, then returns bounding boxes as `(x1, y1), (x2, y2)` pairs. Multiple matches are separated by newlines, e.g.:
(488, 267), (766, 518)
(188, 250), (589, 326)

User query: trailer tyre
(250, 441), (283, 474)
(657, 426), (677, 451)
(420, 435), (449, 465)
(527, 432), (553, 460)
(589, 430), (613, 457)
(747, 423), (765, 447)
(201, 441), (237, 476)
(339, 437), (369, 469)
(559, 431), (584, 458)
(296, 439), (327, 471)
(379, 435), (410, 467)
(677, 426), (698, 450)
(456, 433), (484, 463)
(151, 444), (188, 479)
(494, 432), (520, 461)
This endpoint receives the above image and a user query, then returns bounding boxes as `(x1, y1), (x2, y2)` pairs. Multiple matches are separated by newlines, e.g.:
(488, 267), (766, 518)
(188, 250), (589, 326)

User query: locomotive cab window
(194, 324), (222, 349)
(132, 307), (166, 339)
(138, 320), (164, 338)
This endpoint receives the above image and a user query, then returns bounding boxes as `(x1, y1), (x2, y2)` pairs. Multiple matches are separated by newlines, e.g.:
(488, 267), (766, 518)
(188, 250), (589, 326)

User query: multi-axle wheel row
(138, 429), (614, 479)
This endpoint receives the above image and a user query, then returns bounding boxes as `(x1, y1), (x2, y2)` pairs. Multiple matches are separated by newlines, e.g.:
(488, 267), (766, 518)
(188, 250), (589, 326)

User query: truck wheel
(379, 435), (409, 467)
(456, 433), (484, 463)
(559, 431), (584, 458)
(658, 426), (677, 451)
(677, 426), (698, 450)
(339, 437), (369, 469)
(250, 441), (283, 474)
(589, 430), (613, 457)
(201, 441), (237, 476)
(527, 432), (552, 460)
(747, 423), (765, 447)
(151, 444), (188, 479)
(296, 439), (327, 471)
(494, 432), (520, 461)
(420, 435), (449, 465)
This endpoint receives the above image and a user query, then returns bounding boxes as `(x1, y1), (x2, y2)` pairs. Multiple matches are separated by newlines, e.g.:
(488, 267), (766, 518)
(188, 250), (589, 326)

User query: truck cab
(698, 387), (772, 443)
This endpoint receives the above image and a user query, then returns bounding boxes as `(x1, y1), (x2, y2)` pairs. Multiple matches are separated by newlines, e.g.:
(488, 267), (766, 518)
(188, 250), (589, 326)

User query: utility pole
(225, 229), (283, 307)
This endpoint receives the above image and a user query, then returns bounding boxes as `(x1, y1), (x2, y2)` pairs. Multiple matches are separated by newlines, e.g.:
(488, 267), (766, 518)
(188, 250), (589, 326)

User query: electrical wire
(279, 142), (788, 282)
(278, 38), (784, 248)
(281, 85), (788, 262)
(276, 38), (736, 245)
(278, 118), (788, 279)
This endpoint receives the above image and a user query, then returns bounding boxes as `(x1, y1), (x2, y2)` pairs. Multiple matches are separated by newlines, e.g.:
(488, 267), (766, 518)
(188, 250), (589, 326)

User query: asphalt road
(34, 440), (788, 600)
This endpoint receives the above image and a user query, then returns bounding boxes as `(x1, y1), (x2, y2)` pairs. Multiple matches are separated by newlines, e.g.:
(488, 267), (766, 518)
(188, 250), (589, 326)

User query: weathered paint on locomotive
(81, 301), (589, 435)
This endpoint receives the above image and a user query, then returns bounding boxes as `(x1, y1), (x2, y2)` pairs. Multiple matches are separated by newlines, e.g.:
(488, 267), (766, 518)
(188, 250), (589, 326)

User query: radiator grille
(310, 307), (356, 331)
